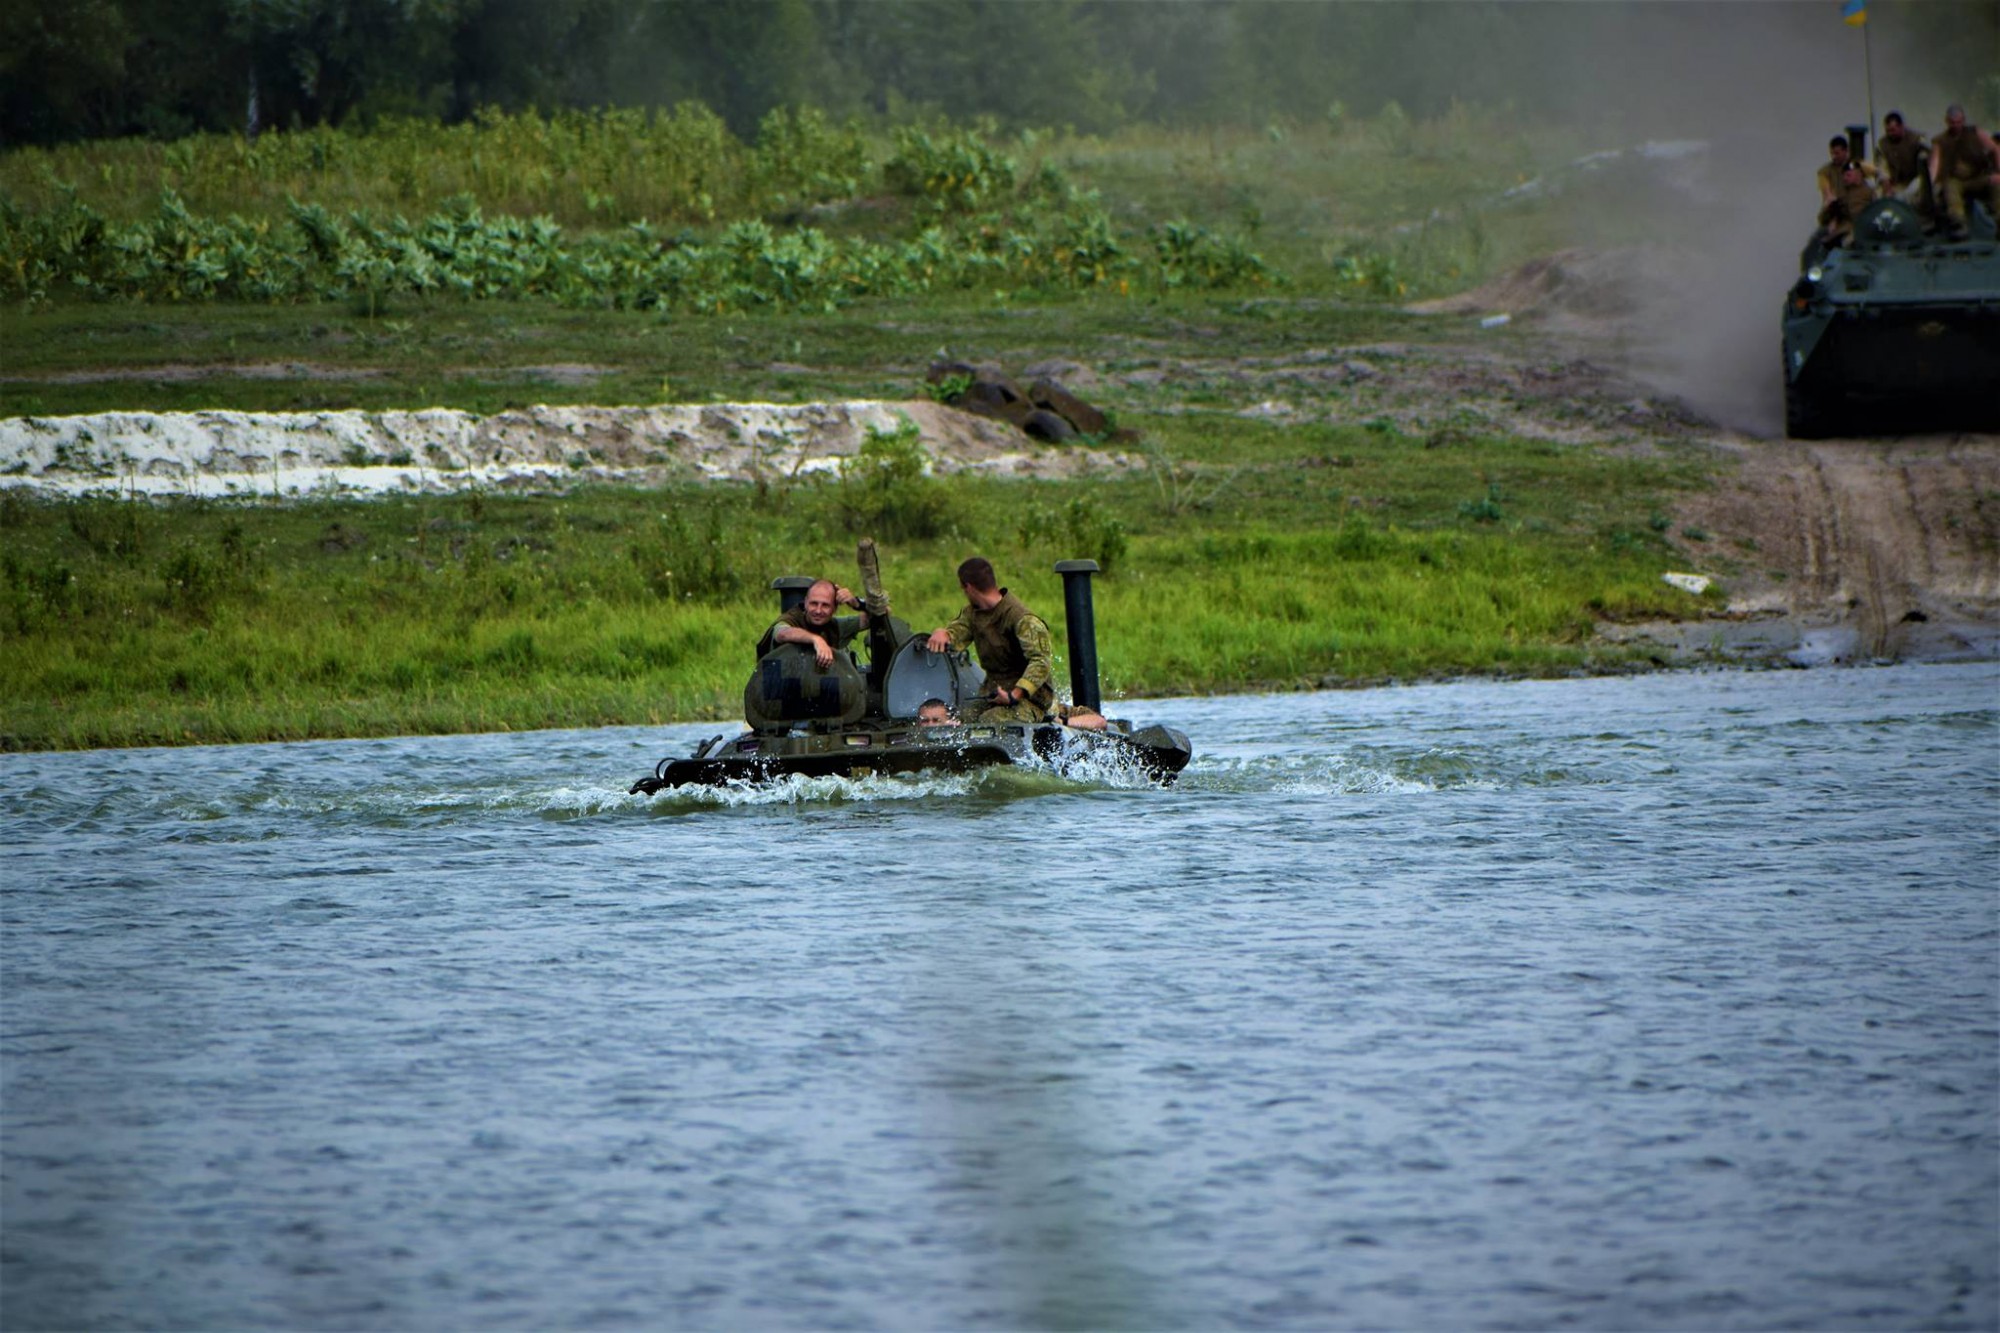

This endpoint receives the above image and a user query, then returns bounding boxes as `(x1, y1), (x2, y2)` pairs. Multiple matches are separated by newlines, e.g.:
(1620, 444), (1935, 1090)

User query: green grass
(0, 104), (1737, 751)
(0, 290), (1446, 420)
(0, 421), (1710, 751)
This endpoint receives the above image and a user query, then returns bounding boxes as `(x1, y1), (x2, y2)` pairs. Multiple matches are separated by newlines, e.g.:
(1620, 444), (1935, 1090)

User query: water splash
(1189, 746), (1530, 796)
(630, 762), (1110, 811)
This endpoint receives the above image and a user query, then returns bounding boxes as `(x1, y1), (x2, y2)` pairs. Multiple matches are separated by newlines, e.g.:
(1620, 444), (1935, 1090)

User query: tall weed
(833, 418), (947, 543)
(1018, 497), (1128, 574)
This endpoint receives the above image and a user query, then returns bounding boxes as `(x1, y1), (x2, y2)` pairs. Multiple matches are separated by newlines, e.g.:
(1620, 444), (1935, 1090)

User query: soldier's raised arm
(926, 607), (971, 655)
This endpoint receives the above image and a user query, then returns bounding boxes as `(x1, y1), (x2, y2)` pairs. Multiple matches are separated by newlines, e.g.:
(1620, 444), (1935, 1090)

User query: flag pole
(1863, 19), (1876, 146)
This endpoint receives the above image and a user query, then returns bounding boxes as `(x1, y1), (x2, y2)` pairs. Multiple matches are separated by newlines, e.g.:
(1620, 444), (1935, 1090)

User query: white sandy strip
(0, 401), (1113, 498)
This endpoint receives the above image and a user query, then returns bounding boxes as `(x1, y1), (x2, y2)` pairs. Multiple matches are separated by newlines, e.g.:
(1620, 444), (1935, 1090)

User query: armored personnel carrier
(629, 546), (1192, 793)
(1783, 192), (2000, 438)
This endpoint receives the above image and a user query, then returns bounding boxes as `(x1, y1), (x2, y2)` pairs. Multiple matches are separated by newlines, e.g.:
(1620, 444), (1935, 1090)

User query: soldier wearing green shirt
(760, 578), (869, 667)
(925, 557), (1055, 724)
(1876, 111), (1936, 224)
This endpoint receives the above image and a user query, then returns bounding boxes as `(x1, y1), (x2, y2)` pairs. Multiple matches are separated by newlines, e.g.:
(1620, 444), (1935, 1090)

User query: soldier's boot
(856, 537), (892, 618)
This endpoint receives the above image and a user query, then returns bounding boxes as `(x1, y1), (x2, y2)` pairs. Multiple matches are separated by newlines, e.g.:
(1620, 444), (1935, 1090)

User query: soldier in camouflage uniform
(925, 557), (1055, 724)
(1930, 104), (2000, 241)
(1875, 111), (1935, 226)
(760, 578), (869, 667)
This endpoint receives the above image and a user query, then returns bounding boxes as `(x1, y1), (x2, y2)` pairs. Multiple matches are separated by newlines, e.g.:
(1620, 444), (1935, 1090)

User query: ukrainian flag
(1842, 0), (1867, 26)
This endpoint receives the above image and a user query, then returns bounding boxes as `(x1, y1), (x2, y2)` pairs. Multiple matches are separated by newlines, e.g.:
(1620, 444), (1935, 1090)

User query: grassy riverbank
(0, 410), (1714, 751)
(2, 108), (1749, 751)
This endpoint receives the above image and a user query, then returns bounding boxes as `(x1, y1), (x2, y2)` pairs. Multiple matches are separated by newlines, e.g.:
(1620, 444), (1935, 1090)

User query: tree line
(4, 0), (1995, 148)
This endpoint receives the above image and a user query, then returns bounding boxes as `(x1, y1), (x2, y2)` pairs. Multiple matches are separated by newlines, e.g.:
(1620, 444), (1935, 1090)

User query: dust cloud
(1439, 3), (1994, 435)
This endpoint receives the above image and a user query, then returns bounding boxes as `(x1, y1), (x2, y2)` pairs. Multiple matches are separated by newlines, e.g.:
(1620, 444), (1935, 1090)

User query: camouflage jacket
(940, 590), (1055, 705)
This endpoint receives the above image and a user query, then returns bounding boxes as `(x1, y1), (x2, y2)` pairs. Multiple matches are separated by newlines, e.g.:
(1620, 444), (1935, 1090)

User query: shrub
(1458, 484), (1506, 523)
(630, 502), (752, 603)
(884, 124), (1017, 217)
(1018, 496), (1129, 575)
(161, 545), (223, 617)
(834, 418), (946, 543)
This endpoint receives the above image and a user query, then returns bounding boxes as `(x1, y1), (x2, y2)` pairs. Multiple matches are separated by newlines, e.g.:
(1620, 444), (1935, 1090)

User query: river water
(4, 663), (1996, 1331)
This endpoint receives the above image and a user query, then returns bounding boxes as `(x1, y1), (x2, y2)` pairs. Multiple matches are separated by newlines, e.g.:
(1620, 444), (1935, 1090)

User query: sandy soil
(0, 399), (1133, 499)
(1656, 435), (2000, 661)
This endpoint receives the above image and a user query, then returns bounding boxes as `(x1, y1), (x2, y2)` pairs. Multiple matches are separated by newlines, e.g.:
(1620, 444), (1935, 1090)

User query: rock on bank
(0, 401), (1129, 498)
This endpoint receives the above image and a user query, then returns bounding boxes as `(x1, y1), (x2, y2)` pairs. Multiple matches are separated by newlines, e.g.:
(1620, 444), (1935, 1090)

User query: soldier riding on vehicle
(1875, 110), (1935, 227)
(1931, 103), (2000, 241)
(1816, 133), (1880, 249)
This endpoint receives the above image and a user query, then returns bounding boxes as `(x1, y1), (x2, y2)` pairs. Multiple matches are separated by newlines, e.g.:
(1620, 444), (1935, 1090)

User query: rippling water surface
(5, 664), (1996, 1330)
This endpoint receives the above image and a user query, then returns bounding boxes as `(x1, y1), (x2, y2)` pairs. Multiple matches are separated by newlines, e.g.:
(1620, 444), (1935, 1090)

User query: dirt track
(1669, 435), (1999, 655)
(1410, 248), (1999, 662)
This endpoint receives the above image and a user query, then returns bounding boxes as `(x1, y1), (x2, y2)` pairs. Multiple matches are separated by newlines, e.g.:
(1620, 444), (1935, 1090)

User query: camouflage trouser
(1942, 175), (1999, 228)
(960, 695), (1051, 725)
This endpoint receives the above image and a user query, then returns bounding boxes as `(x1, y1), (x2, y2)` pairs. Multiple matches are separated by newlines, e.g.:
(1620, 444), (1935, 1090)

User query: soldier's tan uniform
(1935, 121), (2000, 232)
(1876, 130), (1936, 217)
(1817, 159), (1880, 242)
(938, 589), (1055, 723)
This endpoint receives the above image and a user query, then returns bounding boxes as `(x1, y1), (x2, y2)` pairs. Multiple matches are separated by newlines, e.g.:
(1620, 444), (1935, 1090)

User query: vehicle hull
(1783, 199), (2000, 437)
(631, 720), (1193, 793)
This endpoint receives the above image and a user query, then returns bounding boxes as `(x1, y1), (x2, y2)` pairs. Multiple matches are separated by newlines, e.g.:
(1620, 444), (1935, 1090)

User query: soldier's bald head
(802, 579), (838, 625)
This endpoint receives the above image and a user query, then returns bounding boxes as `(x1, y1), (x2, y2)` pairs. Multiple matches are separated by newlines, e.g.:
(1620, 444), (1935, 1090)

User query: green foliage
(833, 418), (947, 543)
(922, 371), (974, 404)
(161, 543), (225, 617)
(1018, 497), (1129, 575)
(66, 499), (147, 560)
(16, 1), (1995, 163)
(1152, 219), (1271, 290)
(749, 106), (869, 214)
(1143, 441), (1241, 517)
(1, 551), (77, 630)
(1458, 484), (1506, 523)
(0, 416), (1715, 750)
(1330, 249), (1410, 299)
(884, 124), (1018, 217)
(630, 502), (755, 604)
(1, 115), (1277, 311)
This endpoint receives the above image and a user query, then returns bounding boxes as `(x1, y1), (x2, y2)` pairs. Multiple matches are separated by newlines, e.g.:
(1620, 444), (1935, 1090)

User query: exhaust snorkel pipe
(772, 575), (816, 614)
(1054, 559), (1102, 714)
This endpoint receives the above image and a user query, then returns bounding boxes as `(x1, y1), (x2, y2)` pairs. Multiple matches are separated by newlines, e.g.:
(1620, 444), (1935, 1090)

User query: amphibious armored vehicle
(630, 549), (1192, 793)
(1783, 191), (2000, 438)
